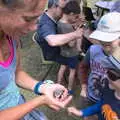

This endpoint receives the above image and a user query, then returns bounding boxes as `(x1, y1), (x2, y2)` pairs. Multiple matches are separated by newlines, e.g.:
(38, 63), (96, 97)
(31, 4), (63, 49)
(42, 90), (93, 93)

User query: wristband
(34, 80), (54, 95)
(34, 81), (43, 95)
(43, 80), (54, 84)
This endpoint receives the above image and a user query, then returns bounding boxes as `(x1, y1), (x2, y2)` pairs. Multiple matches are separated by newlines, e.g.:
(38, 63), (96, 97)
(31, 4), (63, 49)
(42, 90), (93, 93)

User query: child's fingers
(67, 107), (75, 112)
(67, 107), (74, 116)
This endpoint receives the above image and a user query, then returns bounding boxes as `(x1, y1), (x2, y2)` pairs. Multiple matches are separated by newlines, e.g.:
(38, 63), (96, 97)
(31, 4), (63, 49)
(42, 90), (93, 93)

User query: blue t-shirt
(37, 12), (60, 60)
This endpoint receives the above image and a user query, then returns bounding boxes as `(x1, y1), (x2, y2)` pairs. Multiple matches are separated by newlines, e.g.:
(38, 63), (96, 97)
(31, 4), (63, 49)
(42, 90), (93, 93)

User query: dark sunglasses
(107, 69), (120, 81)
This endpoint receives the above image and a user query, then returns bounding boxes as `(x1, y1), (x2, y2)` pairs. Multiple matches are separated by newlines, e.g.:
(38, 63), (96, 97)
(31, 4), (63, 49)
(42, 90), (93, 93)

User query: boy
(74, 12), (120, 119)
(68, 67), (120, 119)
(57, 1), (84, 92)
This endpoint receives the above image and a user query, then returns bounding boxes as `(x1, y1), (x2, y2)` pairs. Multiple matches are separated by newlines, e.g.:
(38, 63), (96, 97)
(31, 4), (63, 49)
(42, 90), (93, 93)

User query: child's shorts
(54, 55), (79, 69)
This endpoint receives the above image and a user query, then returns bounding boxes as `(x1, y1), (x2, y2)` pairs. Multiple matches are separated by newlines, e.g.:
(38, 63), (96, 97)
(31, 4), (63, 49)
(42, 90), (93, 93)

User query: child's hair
(62, 1), (80, 14)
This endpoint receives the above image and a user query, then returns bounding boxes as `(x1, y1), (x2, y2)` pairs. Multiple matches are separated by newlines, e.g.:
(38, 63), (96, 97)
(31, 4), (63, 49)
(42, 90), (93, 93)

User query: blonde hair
(0, 0), (44, 13)
(0, 0), (45, 39)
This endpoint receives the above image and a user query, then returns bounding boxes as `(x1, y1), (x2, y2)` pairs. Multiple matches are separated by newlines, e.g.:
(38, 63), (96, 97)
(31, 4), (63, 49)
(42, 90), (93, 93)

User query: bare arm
(15, 48), (38, 91)
(0, 96), (45, 120)
(0, 48), (72, 120)
(46, 28), (83, 46)
(0, 93), (72, 120)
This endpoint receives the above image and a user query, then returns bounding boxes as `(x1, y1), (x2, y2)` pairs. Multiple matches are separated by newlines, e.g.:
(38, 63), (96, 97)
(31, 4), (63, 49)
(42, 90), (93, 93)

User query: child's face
(67, 13), (80, 24)
(107, 69), (120, 91)
(99, 39), (120, 55)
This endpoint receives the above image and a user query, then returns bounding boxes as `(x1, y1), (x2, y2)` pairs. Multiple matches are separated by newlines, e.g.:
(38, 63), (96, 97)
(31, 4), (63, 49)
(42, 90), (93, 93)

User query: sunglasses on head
(107, 69), (120, 81)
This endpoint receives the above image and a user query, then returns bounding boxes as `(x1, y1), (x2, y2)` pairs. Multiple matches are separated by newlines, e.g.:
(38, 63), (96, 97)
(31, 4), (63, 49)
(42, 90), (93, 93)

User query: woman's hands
(39, 83), (73, 111)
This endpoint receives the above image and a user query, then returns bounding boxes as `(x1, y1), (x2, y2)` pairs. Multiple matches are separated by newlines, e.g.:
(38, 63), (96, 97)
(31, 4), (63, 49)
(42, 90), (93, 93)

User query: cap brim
(89, 30), (120, 42)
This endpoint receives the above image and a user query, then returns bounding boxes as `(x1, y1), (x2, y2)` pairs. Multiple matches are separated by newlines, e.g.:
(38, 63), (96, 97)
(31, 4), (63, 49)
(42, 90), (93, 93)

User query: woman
(0, 0), (72, 120)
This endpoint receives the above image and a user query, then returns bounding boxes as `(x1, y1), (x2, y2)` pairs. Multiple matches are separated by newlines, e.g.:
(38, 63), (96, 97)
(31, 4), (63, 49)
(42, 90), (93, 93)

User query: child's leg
(68, 68), (76, 91)
(57, 64), (67, 84)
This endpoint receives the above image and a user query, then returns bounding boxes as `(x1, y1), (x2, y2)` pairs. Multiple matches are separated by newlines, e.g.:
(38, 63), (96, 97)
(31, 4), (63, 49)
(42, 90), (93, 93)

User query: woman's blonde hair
(0, 0), (45, 13)
(0, 0), (45, 39)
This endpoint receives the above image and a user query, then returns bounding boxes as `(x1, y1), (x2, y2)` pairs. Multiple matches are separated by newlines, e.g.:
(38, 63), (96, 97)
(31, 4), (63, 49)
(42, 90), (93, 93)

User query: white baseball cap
(89, 12), (120, 42)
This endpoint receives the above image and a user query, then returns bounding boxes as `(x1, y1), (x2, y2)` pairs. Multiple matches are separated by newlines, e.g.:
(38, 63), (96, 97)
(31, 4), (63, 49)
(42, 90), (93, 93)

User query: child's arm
(68, 101), (103, 117)
(68, 107), (83, 117)
(81, 101), (103, 117)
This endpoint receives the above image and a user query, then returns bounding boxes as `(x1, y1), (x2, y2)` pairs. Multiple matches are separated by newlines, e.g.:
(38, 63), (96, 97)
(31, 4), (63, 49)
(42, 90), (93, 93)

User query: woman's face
(0, 0), (44, 39)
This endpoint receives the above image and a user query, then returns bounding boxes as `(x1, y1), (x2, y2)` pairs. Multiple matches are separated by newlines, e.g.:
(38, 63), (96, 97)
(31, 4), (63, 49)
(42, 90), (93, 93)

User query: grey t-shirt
(57, 22), (79, 57)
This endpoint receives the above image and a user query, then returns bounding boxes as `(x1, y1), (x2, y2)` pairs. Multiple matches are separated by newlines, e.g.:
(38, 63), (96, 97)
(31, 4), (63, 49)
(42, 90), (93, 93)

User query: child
(68, 67), (120, 120)
(76, 12), (120, 119)
(57, 1), (84, 92)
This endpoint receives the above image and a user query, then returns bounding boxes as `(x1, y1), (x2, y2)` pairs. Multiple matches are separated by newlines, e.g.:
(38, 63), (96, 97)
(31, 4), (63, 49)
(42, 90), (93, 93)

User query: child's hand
(67, 107), (83, 117)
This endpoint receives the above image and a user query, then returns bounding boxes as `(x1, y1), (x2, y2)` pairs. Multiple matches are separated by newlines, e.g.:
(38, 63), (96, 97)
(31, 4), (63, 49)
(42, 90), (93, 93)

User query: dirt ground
(20, 32), (84, 120)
